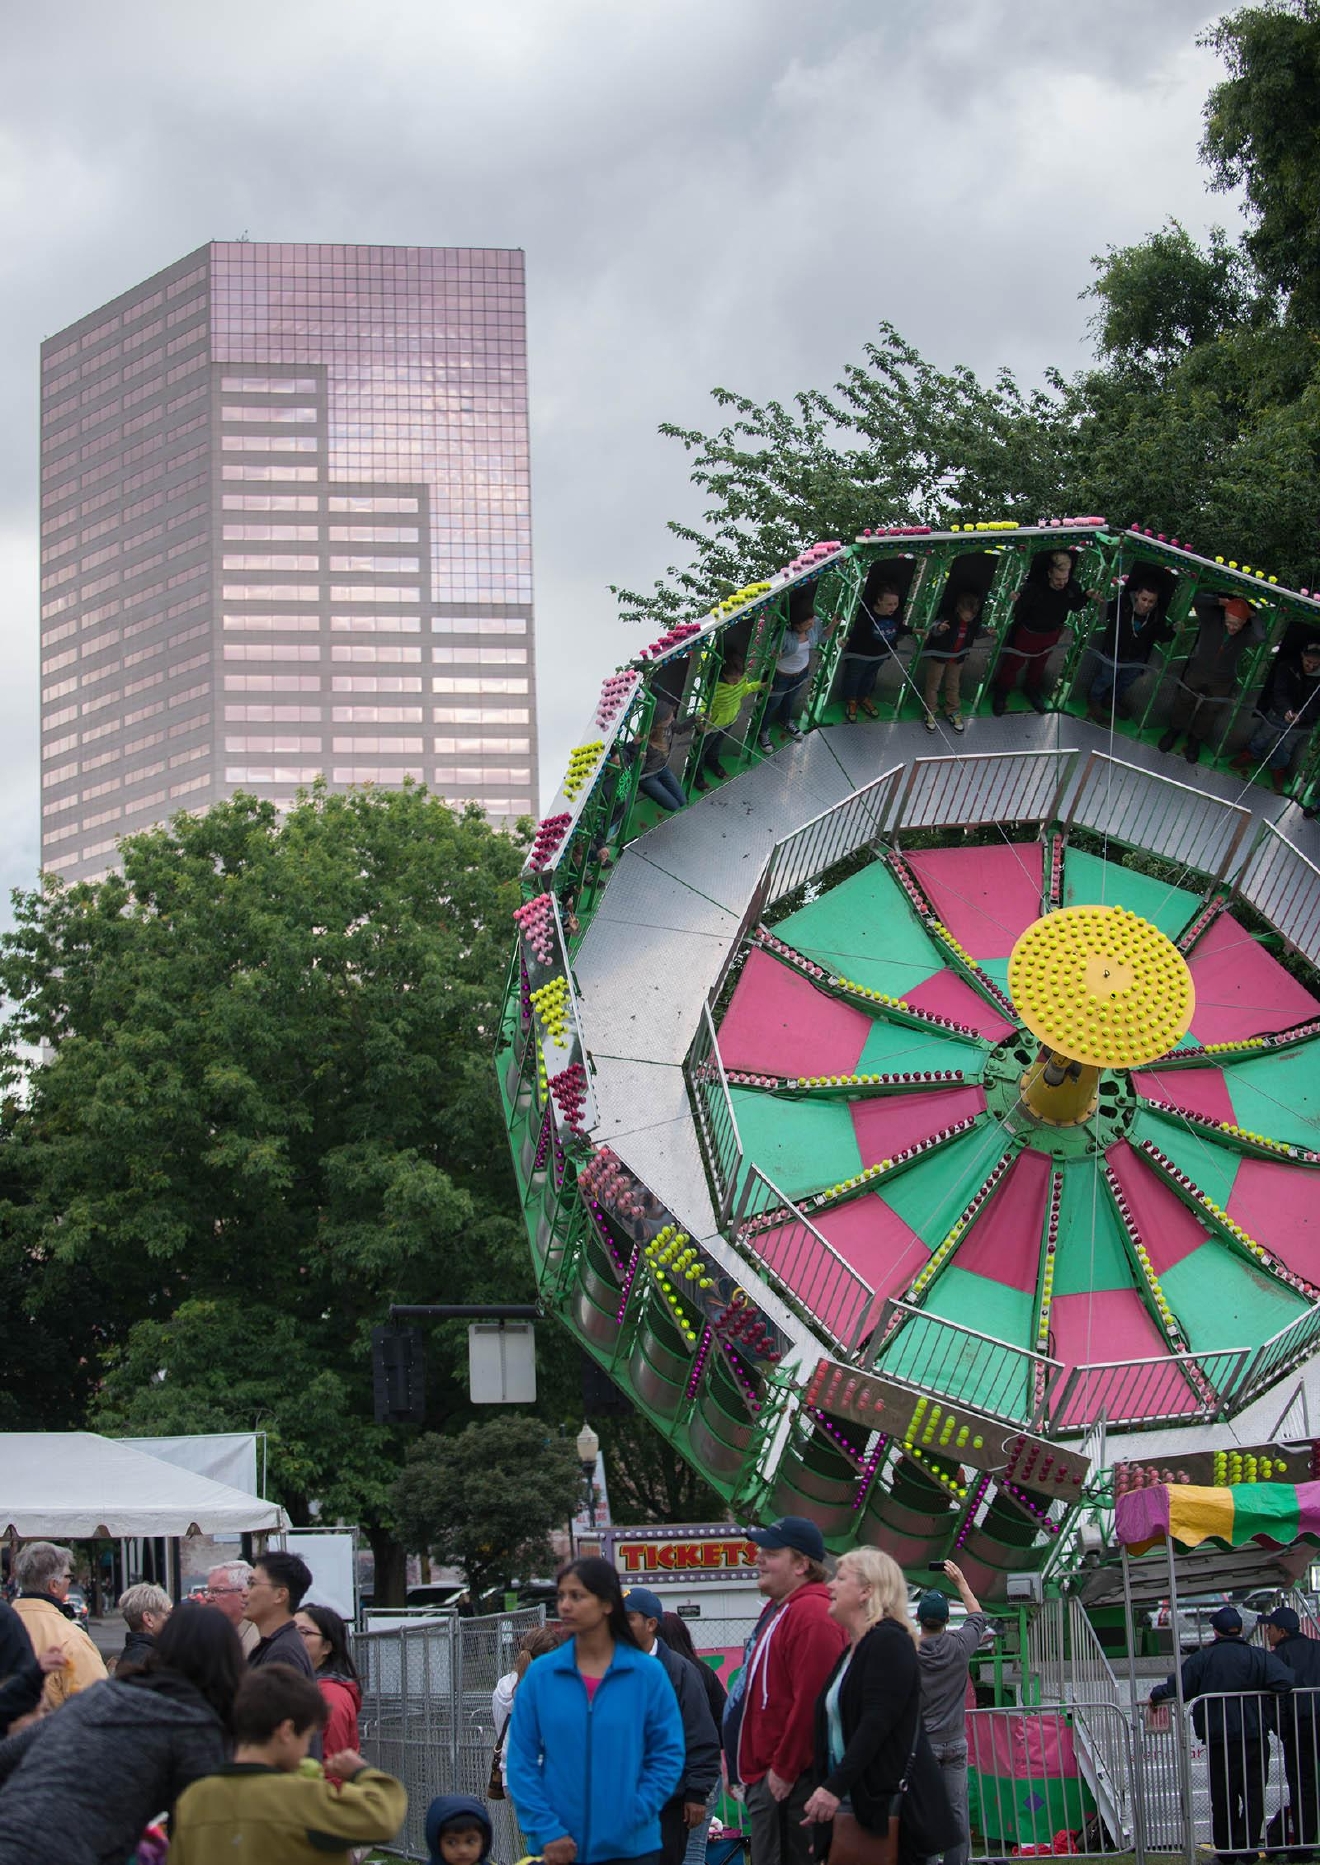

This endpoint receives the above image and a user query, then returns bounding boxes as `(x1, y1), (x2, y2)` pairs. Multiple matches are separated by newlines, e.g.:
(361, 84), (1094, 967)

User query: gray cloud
(0, 0), (1232, 909)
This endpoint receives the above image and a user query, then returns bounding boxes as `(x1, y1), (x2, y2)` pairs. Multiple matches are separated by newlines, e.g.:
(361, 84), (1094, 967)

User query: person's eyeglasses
(296, 1626), (320, 1638)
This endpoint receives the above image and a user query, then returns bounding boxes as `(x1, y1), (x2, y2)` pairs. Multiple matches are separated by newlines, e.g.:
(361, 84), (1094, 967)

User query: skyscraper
(39, 241), (535, 881)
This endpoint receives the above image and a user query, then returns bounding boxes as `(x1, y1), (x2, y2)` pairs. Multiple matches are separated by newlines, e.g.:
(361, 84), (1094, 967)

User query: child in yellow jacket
(170, 1665), (406, 1864)
(696, 654), (765, 791)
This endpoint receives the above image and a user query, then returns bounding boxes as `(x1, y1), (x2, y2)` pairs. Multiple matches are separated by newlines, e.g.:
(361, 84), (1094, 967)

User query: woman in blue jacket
(507, 1557), (685, 1865)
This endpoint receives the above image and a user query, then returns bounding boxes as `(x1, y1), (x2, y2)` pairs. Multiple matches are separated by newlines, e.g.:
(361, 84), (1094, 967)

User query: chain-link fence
(354, 1608), (544, 1861)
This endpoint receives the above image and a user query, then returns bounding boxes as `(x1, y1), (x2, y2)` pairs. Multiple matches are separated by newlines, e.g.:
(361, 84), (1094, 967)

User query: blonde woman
(803, 1549), (951, 1863)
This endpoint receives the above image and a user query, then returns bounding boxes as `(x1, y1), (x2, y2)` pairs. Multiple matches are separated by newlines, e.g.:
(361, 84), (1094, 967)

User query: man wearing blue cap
(735, 1516), (846, 1865)
(1150, 1603), (1292, 1863)
(1263, 1606), (1320, 1858)
(624, 1587), (721, 1865)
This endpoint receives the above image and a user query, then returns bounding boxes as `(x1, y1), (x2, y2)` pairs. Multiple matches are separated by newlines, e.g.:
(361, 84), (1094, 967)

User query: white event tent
(0, 1432), (287, 1538)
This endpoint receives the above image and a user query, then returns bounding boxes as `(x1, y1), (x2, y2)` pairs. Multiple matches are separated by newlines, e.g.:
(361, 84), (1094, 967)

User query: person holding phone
(916, 1562), (987, 1865)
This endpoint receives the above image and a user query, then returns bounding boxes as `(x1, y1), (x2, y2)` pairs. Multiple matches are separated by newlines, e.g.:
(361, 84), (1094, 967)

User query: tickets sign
(604, 1525), (759, 1582)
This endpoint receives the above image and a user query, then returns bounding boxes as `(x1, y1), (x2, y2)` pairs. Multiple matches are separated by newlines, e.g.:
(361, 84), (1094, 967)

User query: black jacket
(1272, 1633), (1320, 1723)
(1150, 1633), (1293, 1740)
(1260, 655), (1320, 726)
(0, 1600), (41, 1738)
(1094, 593), (1173, 667)
(814, 1621), (919, 1828)
(653, 1639), (721, 1804)
(1008, 579), (1089, 647)
(0, 1669), (227, 1865)
(118, 1627), (156, 1669)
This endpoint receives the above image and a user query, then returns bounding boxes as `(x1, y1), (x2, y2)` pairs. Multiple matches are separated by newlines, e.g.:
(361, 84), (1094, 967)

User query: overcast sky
(0, 0), (1238, 908)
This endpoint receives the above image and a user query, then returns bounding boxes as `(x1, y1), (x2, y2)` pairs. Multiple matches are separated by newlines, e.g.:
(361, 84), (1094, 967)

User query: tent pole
(1121, 1546), (1146, 1865)
(1166, 1534), (1195, 1865)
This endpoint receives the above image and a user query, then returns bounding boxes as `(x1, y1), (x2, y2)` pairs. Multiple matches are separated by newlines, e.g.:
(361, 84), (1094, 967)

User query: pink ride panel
(851, 1086), (987, 1165)
(1229, 1156), (1320, 1284)
(955, 1150), (1052, 1292)
(1188, 913), (1320, 1045)
(902, 969), (1017, 1041)
(815, 1196), (928, 1304)
(1049, 1290), (1197, 1427)
(905, 843), (1045, 961)
(1131, 1065), (1234, 1126)
(717, 947), (869, 1077)
(1106, 1139), (1206, 1273)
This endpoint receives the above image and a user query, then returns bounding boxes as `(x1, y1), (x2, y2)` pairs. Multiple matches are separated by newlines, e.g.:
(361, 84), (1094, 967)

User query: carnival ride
(497, 518), (1320, 1603)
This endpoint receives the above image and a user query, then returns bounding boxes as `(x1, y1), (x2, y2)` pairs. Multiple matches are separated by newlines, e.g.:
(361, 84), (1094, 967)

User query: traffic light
(371, 1325), (425, 1425)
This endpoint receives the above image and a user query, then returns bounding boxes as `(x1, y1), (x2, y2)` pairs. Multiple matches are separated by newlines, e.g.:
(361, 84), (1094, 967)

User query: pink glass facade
(39, 241), (535, 882)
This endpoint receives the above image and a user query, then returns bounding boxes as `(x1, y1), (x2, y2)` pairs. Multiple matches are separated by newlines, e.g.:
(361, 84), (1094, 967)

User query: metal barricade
(1146, 1686), (1320, 1865)
(894, 747), (1078, 834)
(1236, 818), (1320, 966)
(685, 1000), (745, 1226)
(355, 1606), (544, 1861)
(965, 1699), (1135, 1860)
(870, 1298), (1062, 1427)
(1066, 749), (1252, 882)
(763, 766), (904, 903)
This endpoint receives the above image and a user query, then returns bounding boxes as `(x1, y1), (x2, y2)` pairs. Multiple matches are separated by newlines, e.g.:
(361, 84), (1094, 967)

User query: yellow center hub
(1007, 906), (1195, 1125)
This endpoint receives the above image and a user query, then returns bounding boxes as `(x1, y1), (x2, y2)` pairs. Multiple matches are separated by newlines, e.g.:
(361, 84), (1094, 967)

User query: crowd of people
(629, 547), (1320, 812)
(12, 1518), (1320, 1865)
(486, 1520), (970, 1865)
(0, 1539), (407, 1864)
(1150, 1600), (1320, 1864)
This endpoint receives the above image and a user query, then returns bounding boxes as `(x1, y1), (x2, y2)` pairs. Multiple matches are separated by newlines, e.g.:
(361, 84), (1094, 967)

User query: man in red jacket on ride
(737, 1515), (847, 1865)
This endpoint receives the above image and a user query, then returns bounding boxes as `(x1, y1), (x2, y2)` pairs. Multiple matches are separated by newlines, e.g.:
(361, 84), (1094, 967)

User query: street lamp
(576, 1422), (600, 1531)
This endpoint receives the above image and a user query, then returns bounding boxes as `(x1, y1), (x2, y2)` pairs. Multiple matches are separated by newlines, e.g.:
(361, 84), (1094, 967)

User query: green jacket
(708, 676), (764, 729)
(170, 1761), (407, 1863)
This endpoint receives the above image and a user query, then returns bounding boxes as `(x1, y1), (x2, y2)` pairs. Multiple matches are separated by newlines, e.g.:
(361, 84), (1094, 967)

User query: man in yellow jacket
(171, 1666), (406, 1864)
(11, 1542), (106, 1709)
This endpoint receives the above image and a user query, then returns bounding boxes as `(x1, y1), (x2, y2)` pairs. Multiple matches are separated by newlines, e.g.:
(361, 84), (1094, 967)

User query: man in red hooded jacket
(737, 1516), (847, 1865)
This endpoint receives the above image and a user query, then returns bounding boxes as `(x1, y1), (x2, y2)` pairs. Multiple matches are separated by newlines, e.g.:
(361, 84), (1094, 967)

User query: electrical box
(1006, 1571), (1044, 1604)
(469, 1321), (537, 1403)
(371, 1325), (425, 1425)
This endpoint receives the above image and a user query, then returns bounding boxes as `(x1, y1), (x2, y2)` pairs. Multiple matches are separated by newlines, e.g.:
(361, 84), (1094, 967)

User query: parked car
(1150, 1592), (1258, 1644)
(64, 1586), (90, 1626)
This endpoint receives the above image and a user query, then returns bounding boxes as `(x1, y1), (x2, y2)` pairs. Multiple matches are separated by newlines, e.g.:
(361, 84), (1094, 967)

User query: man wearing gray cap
(1151, 1603), (1292, 1863)
(624, 1587), (721, 1865)
(1263, 1606), (1320, 1857)
(917, 1562), (988, 1865)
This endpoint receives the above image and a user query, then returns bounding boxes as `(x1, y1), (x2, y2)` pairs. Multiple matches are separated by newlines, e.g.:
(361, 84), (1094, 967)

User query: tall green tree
(0, 785), (531, 1597)
(1201, 0), (1320, 323)
(391, 1417), (584, 1600)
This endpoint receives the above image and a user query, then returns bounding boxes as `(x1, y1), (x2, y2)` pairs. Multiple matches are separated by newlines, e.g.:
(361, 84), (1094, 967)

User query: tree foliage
(612, 327), (1078, 626)
(391, 1417), (584, 1599)
(1201, 0), (1320, 322)
(0, 785), (533, 1591)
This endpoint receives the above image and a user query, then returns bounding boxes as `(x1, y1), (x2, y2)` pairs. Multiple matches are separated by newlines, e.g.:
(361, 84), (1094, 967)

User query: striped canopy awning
(1116, 1480), (1320, 1554)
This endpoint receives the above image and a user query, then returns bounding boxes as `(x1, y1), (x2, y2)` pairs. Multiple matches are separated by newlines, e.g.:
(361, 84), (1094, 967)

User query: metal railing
(871, 1298), (1062, 1426)
(893, 747), (1079, 834)
(1048, 1348), (1249, 1432)
(965, 1698), (1134, 1860)
(762, 765), (904, 904)
(1230, 1304), (1320, 1410)
(1236, 817), (1320, 967)
(1066, 749), (1252, 882)
(686, 1000), (745, 1225)
(737, 1166), (877, 1355)
(354, 1606), (543, 1861)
